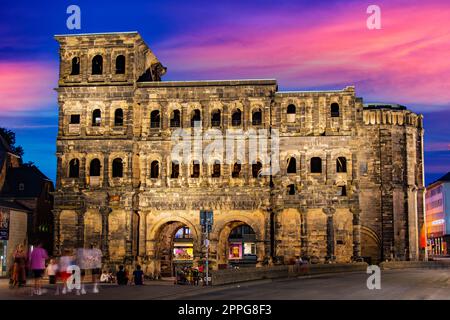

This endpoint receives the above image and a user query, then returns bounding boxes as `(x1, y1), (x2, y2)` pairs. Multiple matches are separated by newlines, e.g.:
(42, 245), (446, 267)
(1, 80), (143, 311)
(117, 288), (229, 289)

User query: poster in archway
(229, 242), (242, 259)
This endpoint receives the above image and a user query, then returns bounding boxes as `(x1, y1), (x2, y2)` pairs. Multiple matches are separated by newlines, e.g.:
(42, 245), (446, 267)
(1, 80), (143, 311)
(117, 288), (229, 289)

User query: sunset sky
(0, 0), (449, 184)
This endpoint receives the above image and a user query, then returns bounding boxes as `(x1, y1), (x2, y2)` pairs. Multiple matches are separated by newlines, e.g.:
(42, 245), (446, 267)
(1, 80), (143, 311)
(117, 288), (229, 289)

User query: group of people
(109, 264), (145, 286)
(175, 265), (204, 285)
(9, 243), (103, 295)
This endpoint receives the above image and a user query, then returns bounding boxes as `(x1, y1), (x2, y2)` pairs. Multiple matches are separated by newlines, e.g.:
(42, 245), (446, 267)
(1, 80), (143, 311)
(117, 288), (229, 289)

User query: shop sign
(0, 208), (10, 240)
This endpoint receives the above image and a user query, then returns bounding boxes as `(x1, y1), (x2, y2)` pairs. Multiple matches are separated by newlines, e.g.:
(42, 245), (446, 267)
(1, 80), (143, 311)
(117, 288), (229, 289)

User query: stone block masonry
(52, 32), (425, 276)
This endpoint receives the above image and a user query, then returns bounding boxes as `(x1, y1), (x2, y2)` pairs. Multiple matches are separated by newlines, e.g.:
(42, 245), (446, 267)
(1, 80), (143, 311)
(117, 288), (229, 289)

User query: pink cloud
(425, 142), (450, 152)
(0, 60), (58, 113)
(158, 2), (450, 108)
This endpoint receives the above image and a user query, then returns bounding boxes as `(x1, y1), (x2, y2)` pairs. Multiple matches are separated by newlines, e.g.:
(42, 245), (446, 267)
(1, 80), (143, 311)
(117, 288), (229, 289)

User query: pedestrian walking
(90, 244), (102, 293)
(46, 258), (58, 285)
(28, 242), (48, 296)
(58, 249), (75, 295)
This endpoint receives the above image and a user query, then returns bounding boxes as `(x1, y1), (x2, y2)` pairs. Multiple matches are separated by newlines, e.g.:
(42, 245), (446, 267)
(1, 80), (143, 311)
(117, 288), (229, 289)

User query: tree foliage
(0, 127), (24, 159)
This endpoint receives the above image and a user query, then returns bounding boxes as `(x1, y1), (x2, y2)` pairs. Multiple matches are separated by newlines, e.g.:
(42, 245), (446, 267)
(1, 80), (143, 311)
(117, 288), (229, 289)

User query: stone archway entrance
(216, 221), (259, 268)
(155, 222), (195, 277)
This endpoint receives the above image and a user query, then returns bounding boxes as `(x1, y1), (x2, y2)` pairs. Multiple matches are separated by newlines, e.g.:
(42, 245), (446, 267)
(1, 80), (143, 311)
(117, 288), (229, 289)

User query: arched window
(114, 108), (123, 126)
(232, 162), (241, 178)
(89, 159), (101, 176)
(287, 104), (296, 122)
(191, 109), (201, 127)
(170, 110), (181, 127)
(212, 160), (220, 177)
(336, 157), (347, 173)
(191, 160), (200, 178)
(288, 184), (296, 195)
(112, 158), (123, 178)
(211, 110), (221, 127)
(252, 161), (262, 178)
(310, 157), (322, 173)
(150, 110), (160, 128)
(115, 55), (125, 74)
(92, 109), (101, 126)
(252, 109), (262, 125)
(287, 104), (296, 114)
(231, 109), (242, 126)
(331, 103), (340, 117)
(171, 160), (180, 178)
(70, 57), (80, 75)
(69, 159), (79, 178)
(92, 55), (103, 75)
(150, 160), (159, 178)
(287, 157), (296, 174)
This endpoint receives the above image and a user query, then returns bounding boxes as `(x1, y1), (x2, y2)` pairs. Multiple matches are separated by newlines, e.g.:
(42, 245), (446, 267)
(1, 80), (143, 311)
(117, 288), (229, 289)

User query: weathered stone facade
(53, 32), (426, 275)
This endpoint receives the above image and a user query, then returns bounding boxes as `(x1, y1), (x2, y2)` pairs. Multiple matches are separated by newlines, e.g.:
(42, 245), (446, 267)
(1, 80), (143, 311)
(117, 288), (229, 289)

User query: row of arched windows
(85, 108), (263, 128)
(164, 108), (262, 128)
(151, 160), (262, 179)
(74, 103), (340, 129)
(70, 55), (126, 76)
(285, 156), (347, 174)
(68, 158), (264, 179)
(68, 156), (347, 180)
(68, 158), (124, 178)
(85, 108), (124, 127)
(285, 103), (340, 118)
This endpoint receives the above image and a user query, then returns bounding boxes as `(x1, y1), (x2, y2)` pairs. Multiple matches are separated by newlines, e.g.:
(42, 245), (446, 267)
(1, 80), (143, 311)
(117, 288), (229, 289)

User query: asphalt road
(1, 268), (450, 300)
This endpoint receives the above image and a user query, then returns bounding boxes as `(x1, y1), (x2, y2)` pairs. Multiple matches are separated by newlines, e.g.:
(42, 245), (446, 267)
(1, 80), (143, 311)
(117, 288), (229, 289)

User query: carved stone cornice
(322, 207), (336, 216)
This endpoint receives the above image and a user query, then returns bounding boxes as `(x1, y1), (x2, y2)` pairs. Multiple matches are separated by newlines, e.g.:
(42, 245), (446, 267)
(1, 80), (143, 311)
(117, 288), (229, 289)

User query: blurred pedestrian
(75, 247), (87, 295)
(46, 258), (58, 285)
(28, 242), (48, 296)
(90, 244), (102, 293)
(58, 249), (75, 295)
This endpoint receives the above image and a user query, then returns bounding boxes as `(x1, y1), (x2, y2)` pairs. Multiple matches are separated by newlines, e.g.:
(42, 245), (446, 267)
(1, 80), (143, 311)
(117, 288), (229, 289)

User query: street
(1, 268), (450, 300)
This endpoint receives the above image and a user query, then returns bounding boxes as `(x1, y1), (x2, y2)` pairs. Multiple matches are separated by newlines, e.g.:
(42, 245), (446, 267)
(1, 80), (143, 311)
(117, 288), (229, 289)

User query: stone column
(264, 207), (272, 262)
(100, 206), (112, 261)
(323, 207), (336, 262)
(76, 208), (86, 248)
(350, 206), (362, 261)
(299, 207), (308, 258)
(80, 156), (87, 188)
(52, 209), (62, 256)
(124, 208), (134, 263)
(103, 154), (109, 187)
(56, 156), (62, 190)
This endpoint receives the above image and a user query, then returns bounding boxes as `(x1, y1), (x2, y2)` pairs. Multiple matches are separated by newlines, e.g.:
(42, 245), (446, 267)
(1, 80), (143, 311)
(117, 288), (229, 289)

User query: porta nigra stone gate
(53, 32), (426, 277)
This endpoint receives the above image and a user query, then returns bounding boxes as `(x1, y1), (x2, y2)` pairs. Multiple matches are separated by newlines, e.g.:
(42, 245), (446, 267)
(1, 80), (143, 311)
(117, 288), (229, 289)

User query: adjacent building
(0, 134), (54, 276)
(53, 32), (426, 277)
(426, 172), (450, 256)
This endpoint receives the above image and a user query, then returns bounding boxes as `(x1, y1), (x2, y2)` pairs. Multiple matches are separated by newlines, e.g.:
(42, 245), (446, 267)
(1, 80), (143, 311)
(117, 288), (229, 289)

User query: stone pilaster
(76, 208), (86, 248)
(350, 206), (362, 261)
(299, 207), (308, 258)
(52, 209), (62, 256)
(100, 206), (112, 261)
(323, 207), (336, 262)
